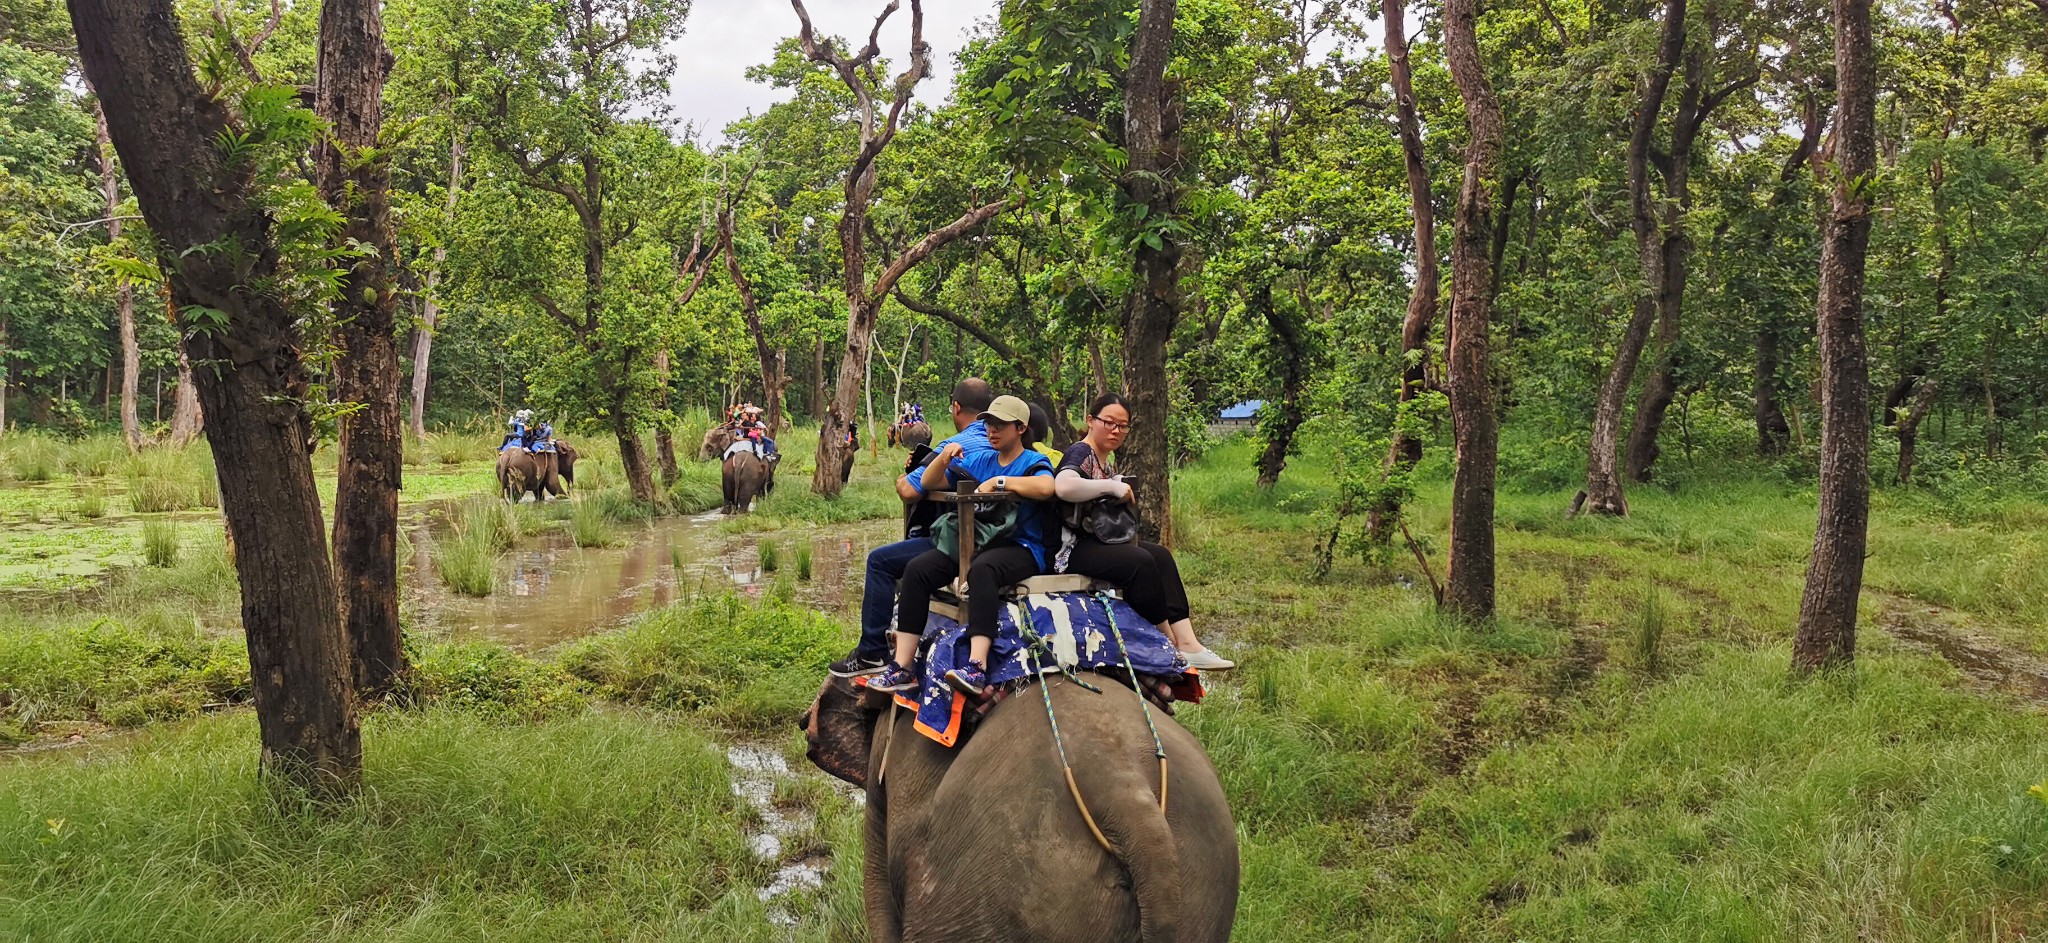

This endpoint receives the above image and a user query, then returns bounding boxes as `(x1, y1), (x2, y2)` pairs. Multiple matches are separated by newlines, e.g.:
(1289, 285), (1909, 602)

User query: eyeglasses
(1090, 415), (1130, 433)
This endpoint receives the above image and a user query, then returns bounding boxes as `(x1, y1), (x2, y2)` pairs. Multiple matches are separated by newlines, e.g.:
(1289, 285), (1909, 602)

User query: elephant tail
(1081, 763), (1183, 943)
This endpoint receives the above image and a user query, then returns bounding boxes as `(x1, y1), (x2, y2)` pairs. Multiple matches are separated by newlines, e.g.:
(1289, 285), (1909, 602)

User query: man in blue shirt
(828, 378), (995, 677)
(869, 395), (1056, 697)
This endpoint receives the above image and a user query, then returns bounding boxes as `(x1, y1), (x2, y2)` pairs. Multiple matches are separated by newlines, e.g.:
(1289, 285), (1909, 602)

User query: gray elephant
(497, 442), (578, 502)
(721, 449), (774, 513)
(800, 672), (1239, 942)
(700, 425), (736, 461)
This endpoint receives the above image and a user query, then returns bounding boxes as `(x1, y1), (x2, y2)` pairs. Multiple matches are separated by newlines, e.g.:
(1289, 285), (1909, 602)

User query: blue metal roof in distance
(1219, 400), (1264, 420)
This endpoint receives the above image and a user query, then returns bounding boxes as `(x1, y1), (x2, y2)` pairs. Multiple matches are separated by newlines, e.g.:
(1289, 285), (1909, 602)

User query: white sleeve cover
(1055, 468), (1126, 501)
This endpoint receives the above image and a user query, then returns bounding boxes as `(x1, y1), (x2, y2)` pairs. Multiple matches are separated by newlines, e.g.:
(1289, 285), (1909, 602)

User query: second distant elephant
(497, 443), (578, 502)
(700, 426), (736, 461)
(722, 450), (774, 513)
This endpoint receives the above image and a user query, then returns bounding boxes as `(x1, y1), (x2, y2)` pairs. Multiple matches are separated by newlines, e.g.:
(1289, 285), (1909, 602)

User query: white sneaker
(1181, 649), (1235, 671)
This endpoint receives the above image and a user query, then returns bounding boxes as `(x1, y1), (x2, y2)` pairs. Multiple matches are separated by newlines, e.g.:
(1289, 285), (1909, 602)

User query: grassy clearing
(4, 430), (2046, 940)
(1167, 437), (2048, 940)
(0, 710), (846, 942)
(560, 594), (848, 735)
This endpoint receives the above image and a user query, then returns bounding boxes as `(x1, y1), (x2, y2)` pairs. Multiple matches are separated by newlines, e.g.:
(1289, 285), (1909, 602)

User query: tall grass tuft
(794, 542), (813, 581)
(456, 496), (519, 552)
(436, 529), (498, 597)
(142, 520), (179, 568)
(756, 541), (780, 573)
(74, 487), (108, 520)
(63, 435), (128, 477)
(1633, 583), (1666, 675)
(4, 432), (61, 482)
(571, 499), (617, 548)
(123, 448), (218, 512)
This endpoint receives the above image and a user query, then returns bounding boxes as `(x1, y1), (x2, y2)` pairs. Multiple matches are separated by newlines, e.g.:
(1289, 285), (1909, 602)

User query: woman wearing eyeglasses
(1053, 393), (1234, 671)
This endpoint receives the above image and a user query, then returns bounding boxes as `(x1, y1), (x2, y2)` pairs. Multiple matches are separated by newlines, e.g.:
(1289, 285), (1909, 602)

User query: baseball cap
(977, 395), (1031, 426)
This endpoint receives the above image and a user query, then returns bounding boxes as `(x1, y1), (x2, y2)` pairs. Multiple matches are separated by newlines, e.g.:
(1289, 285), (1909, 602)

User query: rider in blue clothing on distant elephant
(501, 409), (554, 452)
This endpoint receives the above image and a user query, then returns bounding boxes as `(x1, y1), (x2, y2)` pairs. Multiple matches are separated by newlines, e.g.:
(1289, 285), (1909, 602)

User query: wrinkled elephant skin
(721, 450), (773, 514)
(802, 673), (1239, 942)
(700, 426), (735, 461)
(496, 443), (578, 502)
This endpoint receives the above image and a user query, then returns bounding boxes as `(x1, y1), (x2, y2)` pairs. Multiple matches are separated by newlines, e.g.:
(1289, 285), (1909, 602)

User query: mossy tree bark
(68, 0), (360, 795)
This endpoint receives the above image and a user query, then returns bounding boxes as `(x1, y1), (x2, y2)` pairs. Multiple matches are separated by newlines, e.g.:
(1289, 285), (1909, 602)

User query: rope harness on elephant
(1012, 596), (1173, 856)
(1098, 591), (1171, 815)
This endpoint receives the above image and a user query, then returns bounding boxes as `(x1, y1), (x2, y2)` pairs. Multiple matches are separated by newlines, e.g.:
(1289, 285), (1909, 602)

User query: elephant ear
(557, 443), (576, 484)
(800, 675), (874, 788)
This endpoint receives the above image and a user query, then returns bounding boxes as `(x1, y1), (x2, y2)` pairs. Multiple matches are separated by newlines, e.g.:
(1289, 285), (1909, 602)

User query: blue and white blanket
(887, 591), (1193, 746)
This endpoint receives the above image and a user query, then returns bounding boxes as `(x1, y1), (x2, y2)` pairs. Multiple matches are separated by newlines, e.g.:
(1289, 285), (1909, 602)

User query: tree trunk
(1753, 327), (1793, 455)
(654, 348), (678, 485)
(70, 0), (360, 793)
(1369, 0), (1438, 540)
(318, 0), (407, 700)
(893, 289), (1077, 443)
(1118, 0), (1181, 546)
(1897, 375), (1937, 484)
(813, 338), (826, 421)
(1577, 0), (1686, 515)
(170, 346), (203, 446)
(1088, 336), (1110, 400)
(94, 101), (143, 452)
(1793, 0), (1876, 675)
(410, 138), (463, 441)
(1441, 0), (1503, 622)
(1253, 280), (1307, 488)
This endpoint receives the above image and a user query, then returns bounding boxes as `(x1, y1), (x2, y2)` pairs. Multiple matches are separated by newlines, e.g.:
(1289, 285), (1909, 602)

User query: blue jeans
(858, 537), (934, 660)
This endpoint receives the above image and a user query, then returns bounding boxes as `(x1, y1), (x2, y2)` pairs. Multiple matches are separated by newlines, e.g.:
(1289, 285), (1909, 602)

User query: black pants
(1063, 538), (1191, 626)
(897, 543), (1041, 643)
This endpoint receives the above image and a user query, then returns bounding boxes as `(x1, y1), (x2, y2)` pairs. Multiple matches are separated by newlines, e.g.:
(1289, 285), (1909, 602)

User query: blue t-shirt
(940, 446), (1056, 570)
(902, 420), (990, 497)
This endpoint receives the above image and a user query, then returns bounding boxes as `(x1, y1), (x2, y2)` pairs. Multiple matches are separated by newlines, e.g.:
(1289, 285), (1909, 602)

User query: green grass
(757, 540), (780, 572)
(570, 498), (617, 548)
(121, 447), (218, 513)
(560, 594), (850, 734)
(72, 487), (106, 520)
(453, 496), (518, 553)
(5, 429), (2048, 940)
(0, 710), (865, 942)
(435, 529), (498, 597)
(0, 431), (62, 482)
(794, 543), (813, 581)
(140, 520), (178, 567)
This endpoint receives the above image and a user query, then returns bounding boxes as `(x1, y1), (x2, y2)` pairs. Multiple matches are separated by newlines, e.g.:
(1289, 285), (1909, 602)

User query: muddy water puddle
(725, 743), (847, 925)
(404, 506), (886, 649)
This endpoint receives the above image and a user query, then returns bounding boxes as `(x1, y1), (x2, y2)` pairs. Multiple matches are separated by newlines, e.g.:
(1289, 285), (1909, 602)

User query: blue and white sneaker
(944, 660), (990, 698)
(867, 663), (919, 693)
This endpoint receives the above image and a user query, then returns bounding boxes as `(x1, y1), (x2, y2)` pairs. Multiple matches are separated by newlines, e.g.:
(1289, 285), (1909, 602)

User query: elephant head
(555, 442), (578, 485)
(799, 675), (875, 788)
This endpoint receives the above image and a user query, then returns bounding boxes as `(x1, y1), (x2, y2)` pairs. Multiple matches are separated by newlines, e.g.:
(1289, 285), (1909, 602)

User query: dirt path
(1877, 595), (2048, 706)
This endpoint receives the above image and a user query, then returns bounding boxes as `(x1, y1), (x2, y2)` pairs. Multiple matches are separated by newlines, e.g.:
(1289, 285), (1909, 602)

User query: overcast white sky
(665, 0), (999, 142)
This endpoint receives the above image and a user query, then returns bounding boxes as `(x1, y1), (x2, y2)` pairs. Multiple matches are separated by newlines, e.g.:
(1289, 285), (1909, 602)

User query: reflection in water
(406, 507), (890, 649)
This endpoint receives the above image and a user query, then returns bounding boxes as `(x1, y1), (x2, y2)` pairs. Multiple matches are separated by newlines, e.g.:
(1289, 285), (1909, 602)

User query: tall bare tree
(1793, 0), (1877, 673)
(1442, 0), (1504, 621)
(410, 138), (463, 441)
(67, 0), (360, 794)
(91, 100), (142, 452)
(792, 0), (1014, 495)
(1368, 0), (1438, 541)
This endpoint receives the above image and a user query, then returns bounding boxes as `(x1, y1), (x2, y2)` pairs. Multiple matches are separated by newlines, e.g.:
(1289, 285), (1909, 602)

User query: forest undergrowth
(3, 434), (2047, 941)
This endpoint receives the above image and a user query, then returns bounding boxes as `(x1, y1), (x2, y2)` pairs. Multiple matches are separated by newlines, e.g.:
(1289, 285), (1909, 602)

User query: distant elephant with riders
(800, 672), (1239, 942)
(721, 449), (775, 514)
(498, 442), (578, 502)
